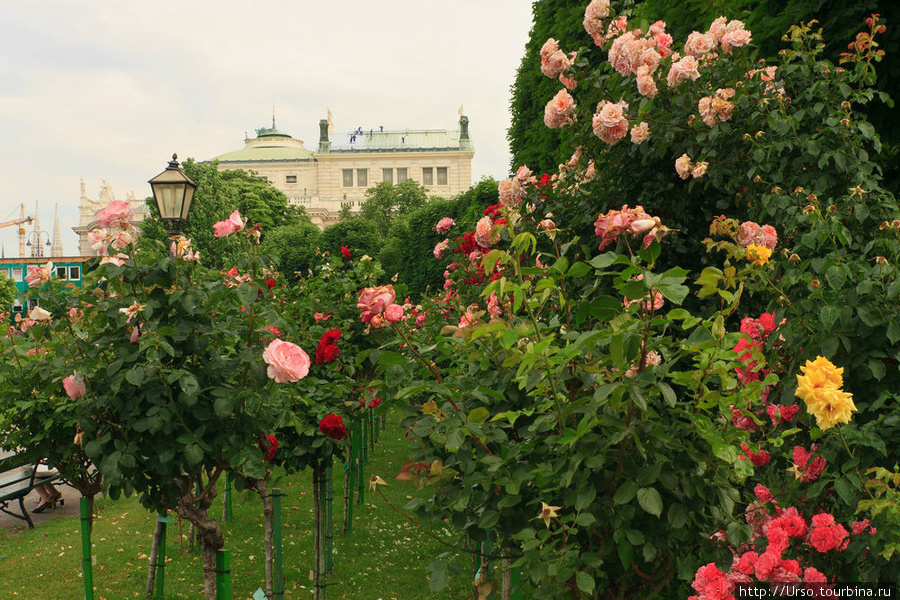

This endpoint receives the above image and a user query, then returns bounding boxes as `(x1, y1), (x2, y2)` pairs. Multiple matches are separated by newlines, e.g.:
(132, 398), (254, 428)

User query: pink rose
(474, 216), (496, 248)
(433, 239), (450, 259)
(721, 28), (752, 54)
(97, 200), (134, 229)
(675, 154), (693, 179)
(262, 339), (310, 383)
(666, 55), (701, 88)
(435, 217), (455, 234)
(636, 66), (658, 98)
(88, 228), (110, 255)
(384, 303), (404, 323)
(592, 100), (629, 145)
(684, 31), (716, 57)
(110, 228), (136, 250)
(541, 49), (573, 79)
(213, 210), (246, 238)
(583, 0), (610, 45)
(25, 262), (53, 288)
(544, 89), (576, 129)
(358, 285), (397, 324)
(29, 306), (52, 321)
(630, 122), (651, 144)
(63, 374), (86, 400)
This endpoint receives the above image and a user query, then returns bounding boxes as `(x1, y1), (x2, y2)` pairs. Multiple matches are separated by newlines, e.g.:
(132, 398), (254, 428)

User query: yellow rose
(746, 244), (772, 266)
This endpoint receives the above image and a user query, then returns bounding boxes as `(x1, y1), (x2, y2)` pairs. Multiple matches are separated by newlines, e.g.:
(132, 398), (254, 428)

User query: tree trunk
(145, 513), (165, 599)
(176, 485), (225, 600)
(248, 477), (275, 600)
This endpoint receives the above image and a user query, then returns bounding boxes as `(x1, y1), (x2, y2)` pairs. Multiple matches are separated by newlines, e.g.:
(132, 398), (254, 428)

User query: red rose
(341, 245), (352, 259)
(263, 435), (278, 461)
(266, 278), (276, 290)
(319, 413), (347, 440)
(315, 329), (341, 365)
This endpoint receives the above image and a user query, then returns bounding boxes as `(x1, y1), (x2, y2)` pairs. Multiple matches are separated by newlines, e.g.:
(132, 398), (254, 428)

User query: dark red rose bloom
(341, 245), (352, 259)
(265, 278), (276, 290)
(263, 434), (278, 461)
(319, 413), (347, 440)
(315, 329), (341, 365)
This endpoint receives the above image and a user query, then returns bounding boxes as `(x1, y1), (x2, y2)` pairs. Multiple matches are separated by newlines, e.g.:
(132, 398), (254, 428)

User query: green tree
(0, 273), (16, 311)
(359, 179), (430, 237)
(320, 218), (380, 260)
(140, 159), (303, 270)
(261, 221), (323, 281)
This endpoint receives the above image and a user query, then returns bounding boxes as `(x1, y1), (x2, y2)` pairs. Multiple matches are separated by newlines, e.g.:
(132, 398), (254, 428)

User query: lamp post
(148, 154), (198, 237)
(26, 230), (52, 258)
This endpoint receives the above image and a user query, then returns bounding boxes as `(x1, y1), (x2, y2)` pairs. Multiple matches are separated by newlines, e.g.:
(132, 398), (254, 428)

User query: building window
(422, 167), (434, 186)
(11, 267), (23, 282)
(437, 167), (448, 186)
(382, 168), (393, 184)
(342, 169), (354, 187)
(397, 168), (408, 183)
(357, 169), (368, 187)
(56, 266), (68, 280)
(286, 175), (298, 184)
(27, 298), (38, 310)
(69, 266), (81, 281)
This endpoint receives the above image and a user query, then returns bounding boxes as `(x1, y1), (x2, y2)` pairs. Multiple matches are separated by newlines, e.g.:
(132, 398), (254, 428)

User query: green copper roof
(214, 145), (315, 163)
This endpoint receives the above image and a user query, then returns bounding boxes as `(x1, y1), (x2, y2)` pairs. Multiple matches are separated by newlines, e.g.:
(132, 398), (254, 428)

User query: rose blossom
(666, 55), (701, 88)
(63, 374), (86, 400)
(684, 31), (716, 57)
(583, 0), (611, 45)
(25, 262), (53, 287)
(592, 100), (629, 145)
(435, 217), (455, 233)
(384, 303), (405, 323)
(213, 210), (246, 238)
(721, 28), (752, 54)
(97, 200), (134, 229)
(630, 122), (650, 144)
(262, 338), (310, 383)
(675, 154), (693, 179)
(88, 228), (110, 255)
(474, 216), (496, 248)
(29, 306), (52, 321)
(692, 162), (709, 178)
(319, 413), (348, 440)
(636, 66), (658, 98)
(433, 239), (450, 259)
(341, 245), (352, 259)
(544, 89), (576, 129)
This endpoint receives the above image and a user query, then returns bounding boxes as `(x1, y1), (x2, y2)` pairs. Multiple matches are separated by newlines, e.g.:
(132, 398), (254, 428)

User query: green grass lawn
(0, 409), (468, 599)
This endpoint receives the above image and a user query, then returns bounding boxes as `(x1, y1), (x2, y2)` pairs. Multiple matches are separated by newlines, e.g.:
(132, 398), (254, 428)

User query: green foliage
(0, 273), (16, 310)
(140, 159), (302, 270)
(360, 179), (430, 238)
(320, 218), (380, 260)
(261, 220), (323, 281)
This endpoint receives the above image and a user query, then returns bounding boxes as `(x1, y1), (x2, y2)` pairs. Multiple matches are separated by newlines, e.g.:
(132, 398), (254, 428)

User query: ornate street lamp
(26, 230), (52, 258)
(148, 154), (198, 236)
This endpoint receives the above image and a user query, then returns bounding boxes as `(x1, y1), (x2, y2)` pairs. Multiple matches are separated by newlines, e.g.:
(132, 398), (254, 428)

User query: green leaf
(614, 481), (639, 505)
(589, 252), (617, 269)
(637, 487), (663, 517)
(576, 571), (595, 594)
(834, 477), (854, 506)
(567, 261), (592, 278)
(467, 407), (489, 425)
(180, 374), (200, 396)
(125, 367), (145, 386)
(236, 283), (258, 307)
(428, 561), (448, 592)
(184, 443), (203, 466)
(659, 382), (677, 407)
(214, 396), (234, 418)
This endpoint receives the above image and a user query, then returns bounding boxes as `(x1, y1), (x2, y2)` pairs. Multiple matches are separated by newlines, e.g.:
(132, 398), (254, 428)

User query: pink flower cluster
(667, 55), (701, 88)
(738, 221), (778, 251)
(435, 217), (455, 234)
(675, 153), (708, 179)
(213, 210), (247, 238)
(474, 216), (498, 248)
(540, 38), (577, 89)
(593, 204), (668, 251)
(63, 373), (87, 400)
(498, 165), (536, 208)
(433, 239), (450, 259)
(358, 285), (405, 328)
(90, 200), (137, 257)
(699, 88), (736, 127)
(690, 498), (873, 597)
(582, 0), (611, 46)
(592, 100), (629, 145)
(544, 89), (576, 129)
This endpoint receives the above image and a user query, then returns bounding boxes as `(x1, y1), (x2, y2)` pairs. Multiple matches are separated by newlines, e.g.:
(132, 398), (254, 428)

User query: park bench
(0, 453), (62, 529)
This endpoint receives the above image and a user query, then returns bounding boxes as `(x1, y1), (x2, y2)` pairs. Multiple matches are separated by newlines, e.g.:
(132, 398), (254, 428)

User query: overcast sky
(0, 1), (535, 257)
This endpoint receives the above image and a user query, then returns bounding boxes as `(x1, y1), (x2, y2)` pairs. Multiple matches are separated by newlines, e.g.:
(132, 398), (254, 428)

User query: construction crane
(0, 204), (34, 258)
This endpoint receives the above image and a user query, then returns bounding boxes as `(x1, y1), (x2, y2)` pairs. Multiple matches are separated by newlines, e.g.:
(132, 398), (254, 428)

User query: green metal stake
(155, 513), (173, 599)
(223, 471), (233, 522)
(356, 422), (365, 505)
(272, 489), (284, 600)
(216, 549), (232, 600)
(325, 461), (333, 573)
(345, 460), (354, 534)
(361, 416), (368, 465)
(373, 410), (379, 444)
(80, 498), (94, 600)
